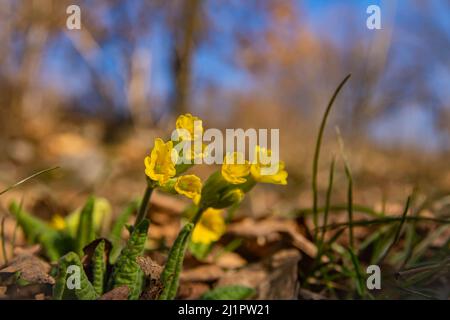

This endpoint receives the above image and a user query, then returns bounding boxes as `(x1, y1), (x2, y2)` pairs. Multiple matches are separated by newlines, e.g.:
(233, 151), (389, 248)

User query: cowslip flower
(221, 152), (251, 184)
(191, 208), (226, 244)
(50, 214), (66, 231)
(174, 174), (202, 205)
(250, 146), (288, 185)
(144, 138), (177, 185)
(176, 113), (203, 141)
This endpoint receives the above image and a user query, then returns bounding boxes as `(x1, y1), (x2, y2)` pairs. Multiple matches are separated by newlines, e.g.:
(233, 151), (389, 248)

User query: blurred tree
(168, 0), (203, 115)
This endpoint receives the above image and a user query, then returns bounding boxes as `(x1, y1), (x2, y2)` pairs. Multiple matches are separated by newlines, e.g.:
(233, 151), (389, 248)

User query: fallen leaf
(0, 254), (54, 285)
(99, 286), (130, 300)
(177, 282), (210, 300)
(136, 256), (163, 280)
(213, 252), (247, 269)
(228, 218), (319, 259)
(180, 264), (224, 282)
(217, 249), (301, 299)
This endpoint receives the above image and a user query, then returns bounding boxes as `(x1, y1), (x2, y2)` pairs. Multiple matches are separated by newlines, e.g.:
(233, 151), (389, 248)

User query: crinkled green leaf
(92, 240), (106, 296)
(159, 223), (193, 300)
(110, 219), (149, 300)
(53, 252), (98, 300)
(201, 285), (255, 300)
(109, 200), (139, 263)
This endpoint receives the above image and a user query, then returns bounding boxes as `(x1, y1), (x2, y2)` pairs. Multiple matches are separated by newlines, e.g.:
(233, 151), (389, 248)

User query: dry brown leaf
(213, 251), (247, 269)
(13, 245), (41, 256)
(0, 254), (54, 285)
(99, 286), (130, 300)
(180, 264), (224, 282)
(140, 279), (163, 300)
(151, 191), (187, 215)
(177, 282), (210, 300)
(136, 256), (163, 280)
(217, 249), (301, 299)
(228, 218), (318, 259)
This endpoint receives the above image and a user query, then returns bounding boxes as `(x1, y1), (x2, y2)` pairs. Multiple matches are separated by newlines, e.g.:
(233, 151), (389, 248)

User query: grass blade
(1, 216), (7, 265)
(347, 247), (366, 298)
(336, 127), (354, 251)
(0, 166), (59, 196)
(319, 215), (450, 230)
(312, 74), (351, 241)
(320, 157), (335, 247)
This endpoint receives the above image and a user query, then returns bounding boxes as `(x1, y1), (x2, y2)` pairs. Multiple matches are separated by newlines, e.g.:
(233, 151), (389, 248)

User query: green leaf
(109, 200), (139, 263)
(347, 248), (366, 298)
(53, 252), (98, 300)
(92, 240), (107, 296)
(9, 201), (70, 261)
(201, 285), (255, 300)
(75, 196), (96, 257)
(159, 223), (193, 300)
(65, 197), (112, 238)
(110, 219), (149, 300)
(311, 74), (351, 241)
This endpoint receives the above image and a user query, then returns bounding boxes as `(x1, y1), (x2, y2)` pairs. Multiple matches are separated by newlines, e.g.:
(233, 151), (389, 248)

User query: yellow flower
(179, 142), (207, 163)
(50, 214), (66, 230)
(192, 208), (226, 244)
(176, 113), (203, 141)
(221, 152), (250, 184)
(250, 146), (288, 185)
(174, 174), (202, 204)
(145, 138), (177, 185)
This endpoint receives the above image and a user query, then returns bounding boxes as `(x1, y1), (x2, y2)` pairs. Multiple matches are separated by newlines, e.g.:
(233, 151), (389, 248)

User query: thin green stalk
(1, 216), (7, 265)
(191, 206), (205, 226)
(345, 166), (354, 251)
(294, 203), (384, 218)
(320, 156), (335, 247)
(0, 166), (59, 196)
(336, 128), (354, 251)
(312, 74), (351, 242)
(134, 183), (153, 227)
(9, 195), (22, 257)
(313, 157), (336, 269)
(319, 216), (450, 230)
(393, 196), (411, 245)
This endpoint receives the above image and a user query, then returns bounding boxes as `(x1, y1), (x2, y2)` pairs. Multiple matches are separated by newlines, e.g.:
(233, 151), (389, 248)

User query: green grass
(300, 74), (450, 299)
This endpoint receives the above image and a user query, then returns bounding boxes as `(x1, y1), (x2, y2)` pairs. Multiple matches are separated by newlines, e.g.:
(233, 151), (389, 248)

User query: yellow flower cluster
(221, 147), (288, 186)
(143, 113), (288, 246)
(144, 114), (203, 203)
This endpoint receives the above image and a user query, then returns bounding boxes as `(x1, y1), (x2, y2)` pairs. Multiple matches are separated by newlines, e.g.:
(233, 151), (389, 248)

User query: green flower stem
(134, 183), (154, 227)
(191, 206), (205, 226)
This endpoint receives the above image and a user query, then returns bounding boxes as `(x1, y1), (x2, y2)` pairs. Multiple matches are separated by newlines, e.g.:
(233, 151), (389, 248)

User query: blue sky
(39, 0), (450, 150)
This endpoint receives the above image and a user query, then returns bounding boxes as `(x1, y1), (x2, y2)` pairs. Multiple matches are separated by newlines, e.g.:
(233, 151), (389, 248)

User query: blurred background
(0, 0), (449, 230)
